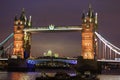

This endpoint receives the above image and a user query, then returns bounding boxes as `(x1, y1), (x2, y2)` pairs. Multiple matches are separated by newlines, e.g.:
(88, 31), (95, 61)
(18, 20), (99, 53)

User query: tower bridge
(0, 5), (120, 63)
(12, 5), (97, 59)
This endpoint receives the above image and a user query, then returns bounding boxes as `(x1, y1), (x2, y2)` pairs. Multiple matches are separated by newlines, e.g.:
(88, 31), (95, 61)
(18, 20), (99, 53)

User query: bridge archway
(13, 6), (98, 59)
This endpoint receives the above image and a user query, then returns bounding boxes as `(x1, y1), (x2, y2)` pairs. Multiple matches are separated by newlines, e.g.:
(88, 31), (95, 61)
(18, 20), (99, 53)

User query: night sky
(0, 0), (120, 57)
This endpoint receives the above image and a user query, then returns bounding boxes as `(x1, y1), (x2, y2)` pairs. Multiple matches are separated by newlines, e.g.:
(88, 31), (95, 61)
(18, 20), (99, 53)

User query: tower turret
(95, 13), (98, 25)
(14, 15), (18, 21)
(28, 16), (32, 27)
(20, 8), (26, 21)
(87, 4), (93, 18)
(82, 12), (85, 20)
(82, 11), (86, 23)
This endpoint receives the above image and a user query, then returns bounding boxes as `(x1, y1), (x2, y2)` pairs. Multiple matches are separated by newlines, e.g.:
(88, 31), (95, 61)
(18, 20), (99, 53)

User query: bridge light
(49, 24), (55, 30)
(27, 60), (35, 64)
(95, 13), (98, 24)
(84, 19), (86, 23)
(95, 38), (97, 41)
(90, 18), (92, 22)
(15, 21), (18, 25)
(28, 22), (31, 27)
(24, 31), (27, 35)
(20, 21), (23, 25)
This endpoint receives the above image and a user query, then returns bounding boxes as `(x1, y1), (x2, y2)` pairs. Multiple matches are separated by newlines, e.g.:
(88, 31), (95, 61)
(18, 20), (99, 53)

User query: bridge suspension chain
(0, 33), (13, 47)
(0, 33), (14, 58)
(95, 32), (120, 58)
(4, 43), (13, 51)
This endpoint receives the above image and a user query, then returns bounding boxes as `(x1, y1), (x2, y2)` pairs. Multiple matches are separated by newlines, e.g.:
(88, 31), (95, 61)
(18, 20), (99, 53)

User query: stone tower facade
(13, 9), (32, 59)
(81, 5), (98, 59)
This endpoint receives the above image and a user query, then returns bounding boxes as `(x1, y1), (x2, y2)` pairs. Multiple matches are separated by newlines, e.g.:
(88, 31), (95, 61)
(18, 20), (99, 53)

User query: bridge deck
(0, 58), (8, 60)
(0, 58), (120, 63)
(97, 59), (120, 63)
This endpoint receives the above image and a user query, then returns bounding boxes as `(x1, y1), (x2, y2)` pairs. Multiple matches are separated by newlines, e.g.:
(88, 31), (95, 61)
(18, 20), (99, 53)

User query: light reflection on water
(98, 75), (120, 80)
(0, 69), (76, 80)
(0, 71), (120, 80)
(0, 72), (39, 80)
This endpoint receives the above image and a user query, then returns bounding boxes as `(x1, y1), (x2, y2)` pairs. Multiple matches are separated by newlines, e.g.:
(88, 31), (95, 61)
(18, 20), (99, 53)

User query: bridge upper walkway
(23, 25), (82, 32)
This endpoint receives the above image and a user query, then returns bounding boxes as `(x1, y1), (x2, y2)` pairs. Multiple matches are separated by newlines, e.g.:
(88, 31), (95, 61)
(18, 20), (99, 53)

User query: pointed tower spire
(82, 11), (86, 23)
(24, 16), (27, 25)
(14, 14), (18, 21)
(88, 4), (93, 18)
(20, 8), (26, 21)
(82, 11), (85, 19)
(89, 4), (92, 10)
(21, 8), (25, 16)
(95, 13), (98, 24)
(28, 16), (32, 27)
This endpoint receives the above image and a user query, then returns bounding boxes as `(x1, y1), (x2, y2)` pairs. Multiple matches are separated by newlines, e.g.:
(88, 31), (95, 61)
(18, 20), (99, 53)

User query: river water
(0, 71), (120, 80)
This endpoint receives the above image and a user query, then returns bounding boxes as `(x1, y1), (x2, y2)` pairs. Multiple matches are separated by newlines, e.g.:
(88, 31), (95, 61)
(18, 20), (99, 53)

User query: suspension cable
(0, 33), (13, 47)
(95, 32), (120, 55)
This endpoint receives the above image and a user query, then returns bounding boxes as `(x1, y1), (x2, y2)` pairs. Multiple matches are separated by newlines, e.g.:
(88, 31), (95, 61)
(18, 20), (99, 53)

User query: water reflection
(98, 75), (120, 80)
(11, 72), (29, 80)
(13, 72), (41, 80)
(0, 72), (38, 80)
(0, 71), (120, 80)
(0, 72), (8, 80)
(0, 68), (76, 80)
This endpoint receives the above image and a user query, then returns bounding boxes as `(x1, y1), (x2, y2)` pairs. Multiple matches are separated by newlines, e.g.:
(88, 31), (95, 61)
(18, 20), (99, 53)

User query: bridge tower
(24, 16), (32, 59)
(81, 5), (98, 59)
(13, 9), (32, 59)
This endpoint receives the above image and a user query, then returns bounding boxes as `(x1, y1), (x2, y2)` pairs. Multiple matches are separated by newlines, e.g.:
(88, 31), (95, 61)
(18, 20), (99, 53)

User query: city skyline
(0, 0), (120, 57)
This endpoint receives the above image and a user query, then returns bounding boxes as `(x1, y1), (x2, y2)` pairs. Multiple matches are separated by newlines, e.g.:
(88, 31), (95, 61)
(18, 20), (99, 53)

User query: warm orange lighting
(81, 15), (95, 59)
(13, 20), (24, 58)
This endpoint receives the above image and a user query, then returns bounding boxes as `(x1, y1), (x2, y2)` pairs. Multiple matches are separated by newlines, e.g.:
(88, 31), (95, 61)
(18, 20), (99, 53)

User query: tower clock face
(86, 24), (90, 28)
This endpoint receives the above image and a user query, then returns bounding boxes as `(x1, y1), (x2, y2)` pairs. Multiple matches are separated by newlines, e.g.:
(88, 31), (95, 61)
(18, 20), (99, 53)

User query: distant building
(43, 50), (59, 57)
(47, 50), (52, 56)
(43, 52), (47, 56)
(54, 53), (59, 57)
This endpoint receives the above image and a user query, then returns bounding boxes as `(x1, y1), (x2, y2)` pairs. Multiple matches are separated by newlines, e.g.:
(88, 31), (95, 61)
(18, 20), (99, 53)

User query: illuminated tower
(81, 5), (98, 59)
(13, 9), (32, 59)
(13, 12), (25, 58)
(24, 16), (32, 59)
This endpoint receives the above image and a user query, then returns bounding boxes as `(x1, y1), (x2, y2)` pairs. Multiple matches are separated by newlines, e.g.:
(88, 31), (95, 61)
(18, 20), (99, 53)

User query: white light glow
(95, 32), (120, 55)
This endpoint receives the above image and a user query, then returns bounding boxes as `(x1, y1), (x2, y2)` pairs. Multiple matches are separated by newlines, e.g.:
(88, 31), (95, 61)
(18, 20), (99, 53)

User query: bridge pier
(7, 58), (35, 71)
(76, 56), (98, 74)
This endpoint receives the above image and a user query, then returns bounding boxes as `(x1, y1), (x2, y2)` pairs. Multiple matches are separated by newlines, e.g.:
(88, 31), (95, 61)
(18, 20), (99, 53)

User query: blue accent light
(70, 60), (77, 64)
(65, 60), (77, 64)
(27, 60), (35, 65)
(27, 60), (36, 69)
(27, 59), (77, 65)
